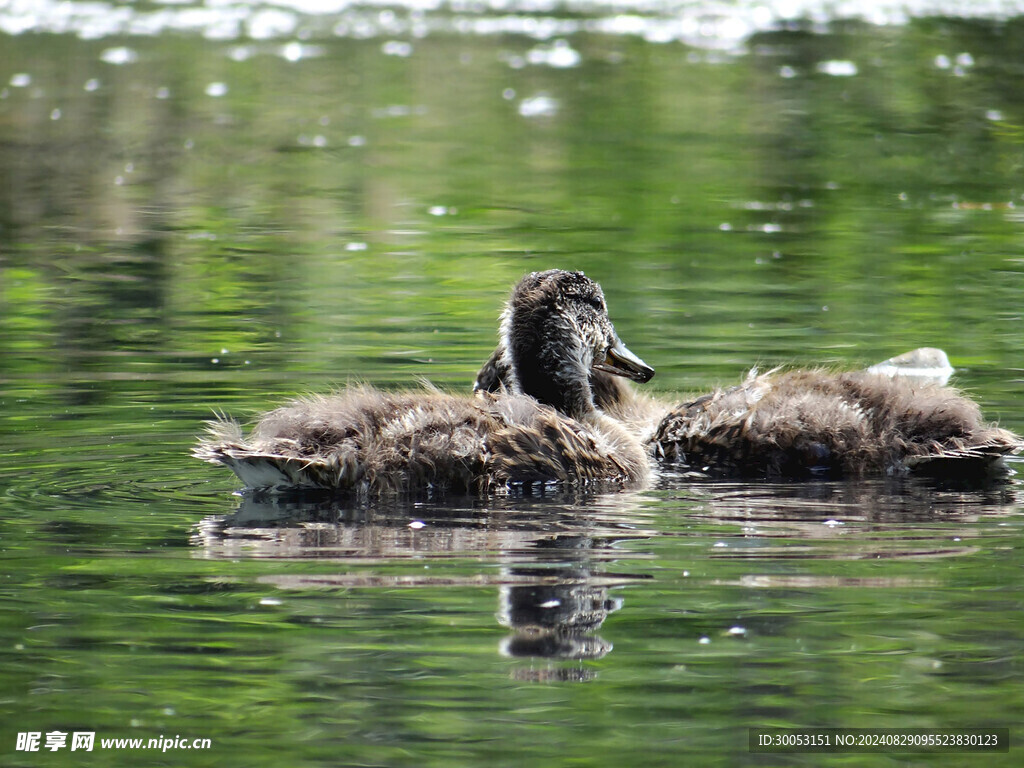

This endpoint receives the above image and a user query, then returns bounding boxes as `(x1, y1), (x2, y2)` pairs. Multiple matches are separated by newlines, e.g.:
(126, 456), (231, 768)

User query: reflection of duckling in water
(476, 296), (1021, 479)
(195, 270), (655, 494)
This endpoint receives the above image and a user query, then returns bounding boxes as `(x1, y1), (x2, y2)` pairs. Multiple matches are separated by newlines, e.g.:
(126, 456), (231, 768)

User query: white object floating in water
(408, 520), (426, 529)
(205, 82), (228, 97)
(728, 626), (747, 636)
(10, 73), (31, 87)
(866, 347), (954, 386)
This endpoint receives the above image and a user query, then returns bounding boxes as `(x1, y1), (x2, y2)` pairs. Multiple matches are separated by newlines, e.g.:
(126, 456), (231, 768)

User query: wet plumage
(651, 367), (1021, 479)
(195, 270), (655, 494)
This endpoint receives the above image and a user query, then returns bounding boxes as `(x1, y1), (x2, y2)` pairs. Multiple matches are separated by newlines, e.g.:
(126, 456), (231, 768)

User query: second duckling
(652, 366), (1020, 479)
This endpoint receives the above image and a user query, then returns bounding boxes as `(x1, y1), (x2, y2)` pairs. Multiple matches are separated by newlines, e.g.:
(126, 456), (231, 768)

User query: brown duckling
(194, 270), (655, 495)
(652, 366), (1020, 479)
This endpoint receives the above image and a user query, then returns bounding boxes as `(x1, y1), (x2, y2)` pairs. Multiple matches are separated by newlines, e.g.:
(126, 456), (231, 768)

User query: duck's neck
(502, 311), (595, 420)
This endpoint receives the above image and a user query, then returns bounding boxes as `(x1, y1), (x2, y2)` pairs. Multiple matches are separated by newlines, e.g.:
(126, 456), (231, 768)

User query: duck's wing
(485, 395), (646, 486)
(193, 412), (378, 491)
(195, 389), (495, 494)
(650, 371), (868, 477)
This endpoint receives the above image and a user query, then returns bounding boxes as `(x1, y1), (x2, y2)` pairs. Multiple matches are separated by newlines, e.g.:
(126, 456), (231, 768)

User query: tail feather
(193, 417), (364, 491)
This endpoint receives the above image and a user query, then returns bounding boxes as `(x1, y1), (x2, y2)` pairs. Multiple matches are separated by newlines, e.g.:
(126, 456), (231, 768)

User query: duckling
(194, 269), (655, 494)
(476, 324), (1020, 480)
(652, 366), (1021, 479)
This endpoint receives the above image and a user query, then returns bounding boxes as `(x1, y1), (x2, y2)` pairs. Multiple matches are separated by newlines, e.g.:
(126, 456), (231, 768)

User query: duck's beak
(594, 339), (655, 383)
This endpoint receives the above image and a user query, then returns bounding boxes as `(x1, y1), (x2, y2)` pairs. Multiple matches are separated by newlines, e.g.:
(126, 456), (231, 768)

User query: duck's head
(499, 269), (654, 419)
